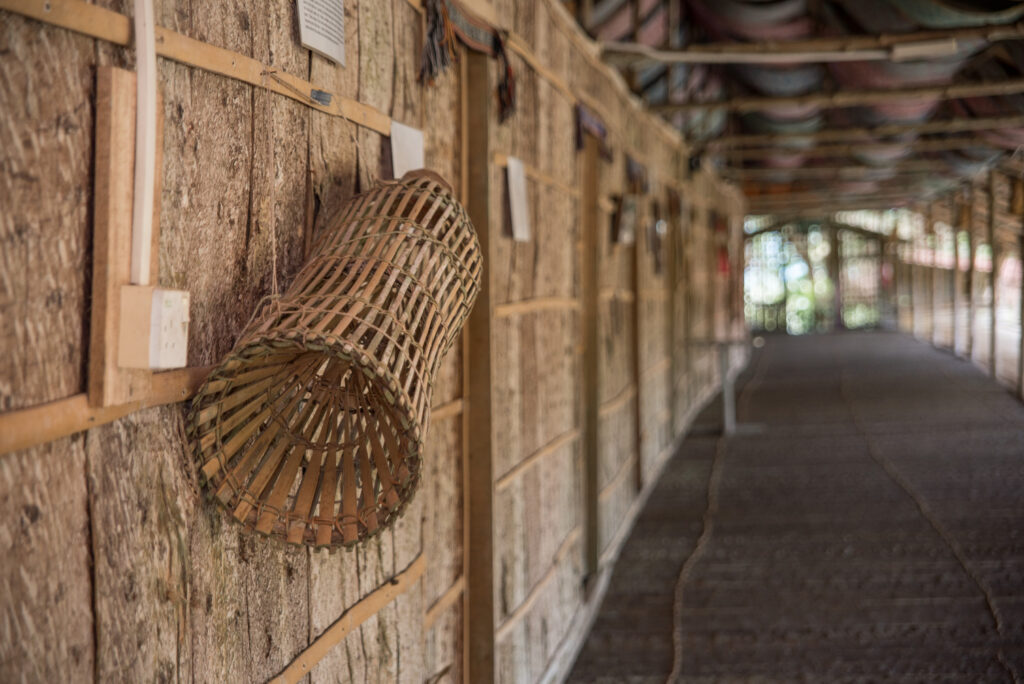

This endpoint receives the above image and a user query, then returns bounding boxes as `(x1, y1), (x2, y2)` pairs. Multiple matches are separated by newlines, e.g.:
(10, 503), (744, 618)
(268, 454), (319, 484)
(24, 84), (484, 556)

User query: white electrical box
(118, 286), (190, 369)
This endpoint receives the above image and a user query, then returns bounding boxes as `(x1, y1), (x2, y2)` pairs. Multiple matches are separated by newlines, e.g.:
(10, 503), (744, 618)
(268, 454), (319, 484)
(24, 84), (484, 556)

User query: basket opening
(192, 346), (420, 547)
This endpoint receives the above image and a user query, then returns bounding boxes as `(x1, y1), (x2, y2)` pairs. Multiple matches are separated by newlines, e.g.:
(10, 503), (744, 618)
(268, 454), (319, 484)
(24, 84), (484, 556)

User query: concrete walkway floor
(568, 331), (1024, 683)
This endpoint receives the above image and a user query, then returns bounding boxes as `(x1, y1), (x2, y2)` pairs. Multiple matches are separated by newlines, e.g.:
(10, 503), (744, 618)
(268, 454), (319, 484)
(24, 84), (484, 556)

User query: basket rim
(187, 334), (426, 550)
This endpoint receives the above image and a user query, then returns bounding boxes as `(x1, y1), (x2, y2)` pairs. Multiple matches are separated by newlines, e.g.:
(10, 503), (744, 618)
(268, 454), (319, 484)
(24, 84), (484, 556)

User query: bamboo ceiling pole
(730, 136), (1001, 160)
(966, 184), (977, 359)
(725, 164), (956, 180)
(708, 114), (1024, 148)
(988, 169), (999, 378)
(950, 194), (961, 353)
(655, 78), (1024, 114)
(603, 22), (1024, 64)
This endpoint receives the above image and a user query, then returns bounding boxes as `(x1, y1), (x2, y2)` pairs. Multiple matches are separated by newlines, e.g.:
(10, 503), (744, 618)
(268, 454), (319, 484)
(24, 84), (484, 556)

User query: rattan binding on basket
(188, 170), (482, 548)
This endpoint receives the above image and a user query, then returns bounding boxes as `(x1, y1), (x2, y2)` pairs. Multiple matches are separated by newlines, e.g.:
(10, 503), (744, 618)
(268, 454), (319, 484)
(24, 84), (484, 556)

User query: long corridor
(569, 332), (1024, 682)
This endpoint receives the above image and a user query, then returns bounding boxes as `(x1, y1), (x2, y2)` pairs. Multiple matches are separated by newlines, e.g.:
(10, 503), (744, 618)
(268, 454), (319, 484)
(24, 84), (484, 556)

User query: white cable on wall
(130, 0), (157, 286)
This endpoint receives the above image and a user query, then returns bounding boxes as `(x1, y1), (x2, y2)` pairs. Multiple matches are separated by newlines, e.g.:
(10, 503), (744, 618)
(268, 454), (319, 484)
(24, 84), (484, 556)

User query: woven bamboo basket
(188, 170), (482, 548)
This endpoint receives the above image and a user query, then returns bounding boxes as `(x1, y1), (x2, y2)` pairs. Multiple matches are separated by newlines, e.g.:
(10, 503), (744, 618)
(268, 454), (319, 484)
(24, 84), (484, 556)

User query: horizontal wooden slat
(0, 366), (211, 456)
(599, 453), (636, 501)
(0, 0), (392, 134)
(495, 428), (581, 490)
(493, 297), (581, 317)
(270, 554), (427, 684)
(494, 526), (582, 639)
(430, 398), (464, 421)
(598, 383), (637, 417)
(423, 575), (466, 631)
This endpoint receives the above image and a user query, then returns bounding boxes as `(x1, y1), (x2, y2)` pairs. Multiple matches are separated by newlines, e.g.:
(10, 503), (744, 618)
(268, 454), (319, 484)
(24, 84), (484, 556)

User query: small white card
(616, 196), (637, 245)
(297, 0), (346, 66)
(506, 157), (531, 242)
(390, 121), (425, 179)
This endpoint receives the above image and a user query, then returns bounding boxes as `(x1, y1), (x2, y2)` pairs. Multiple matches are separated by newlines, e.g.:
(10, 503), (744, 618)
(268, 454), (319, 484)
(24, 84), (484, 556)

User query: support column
(966, 184), (976, 360)
(1018, 228), (1024, 401)
(579, 134), (600, 586)
(1014, 177), (1024, 401)
(829, 222), (843, 330)
(988, 170), (998, 379)
(929, 203), (938, 347)
(463, 51), (495, 684)
(950, 195), (960, 351)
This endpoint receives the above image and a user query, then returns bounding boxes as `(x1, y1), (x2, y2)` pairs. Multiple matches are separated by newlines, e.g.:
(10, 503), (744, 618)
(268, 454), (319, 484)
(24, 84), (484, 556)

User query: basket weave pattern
(188, 172), (482, 548)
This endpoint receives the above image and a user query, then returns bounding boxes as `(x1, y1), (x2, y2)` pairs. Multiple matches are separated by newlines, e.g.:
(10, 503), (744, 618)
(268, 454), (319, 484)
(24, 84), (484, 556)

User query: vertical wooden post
(928, 203), (937, 347)
(632, 200), (644, 492)
(1018, 229), (1024, 401)
(907, 233), (916, 335)
(950, 195), (959, 352)
(988, 170), (998, 378)
(683, 206), (694, 410)
(463, 51), (495, 684)
(1014, 177), (1024, 401)
(666, 190), (679, 433)
(966, 184), (976, 359)
(579, 133), (601, 587)
(829, 222), (843, 330)
(458, 48), (472, 684)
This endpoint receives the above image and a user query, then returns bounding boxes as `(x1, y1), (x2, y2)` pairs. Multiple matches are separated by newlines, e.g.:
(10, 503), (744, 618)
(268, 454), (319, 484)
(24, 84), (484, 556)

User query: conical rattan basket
(188, 171), (481, 548)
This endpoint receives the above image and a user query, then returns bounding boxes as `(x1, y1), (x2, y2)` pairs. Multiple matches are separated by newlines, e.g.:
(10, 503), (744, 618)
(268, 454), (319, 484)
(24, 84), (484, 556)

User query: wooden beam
(655, 78), (1024, 114)
(0, 367), (210, 456)
(604, 22), (1024, 65)
(579, 133), (601, 587)
(271, 554), (427, 684)
(966, 184), (976, 359)
(603, 38), (972, 66)
(950, 195), (960, 353)
(1018, 228), (1024, 400)
(749, 193), (920, 208)
(988, 169), (998, 379)
(463, 51), (496, 684)
(90, 66), (158, 407)
(928, 204), (938, 347)
(708, 114), (1024, 148)
(729, 135), (1005, 160)
(725, 162), (960, 181)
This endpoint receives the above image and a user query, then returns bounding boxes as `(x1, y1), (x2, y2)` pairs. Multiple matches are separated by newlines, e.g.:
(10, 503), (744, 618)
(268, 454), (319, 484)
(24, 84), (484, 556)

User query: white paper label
(390, 121), (425, 179)
(507, 157), (531, 242)
(297, 0), (346, 66)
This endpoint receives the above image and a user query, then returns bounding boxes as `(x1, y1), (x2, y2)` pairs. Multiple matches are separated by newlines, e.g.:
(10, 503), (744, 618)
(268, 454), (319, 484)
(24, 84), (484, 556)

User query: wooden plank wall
(0, 0), (750, 681)
(488, 8), (585, 680)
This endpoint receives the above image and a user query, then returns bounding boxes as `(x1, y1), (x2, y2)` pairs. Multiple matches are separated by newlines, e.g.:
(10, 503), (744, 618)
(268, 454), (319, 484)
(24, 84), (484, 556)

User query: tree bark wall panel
(672, 207), (692, 432)
(424, 598), (463, 684)
(0, 15), (93, 410)
(493, 439), (580, 625)
(598, 400), (636, 492)
(85, 406), (192, 682)
(0, 439), (93, 684)
(0, 17), (96, 684)
(598, 452), (636, 554)
(492, 182), (579, 305)
(491, 311), (580, 480)
(597, 296), (635, 399)
(494, 535), (583, 684)
(422, 416), (464, 609)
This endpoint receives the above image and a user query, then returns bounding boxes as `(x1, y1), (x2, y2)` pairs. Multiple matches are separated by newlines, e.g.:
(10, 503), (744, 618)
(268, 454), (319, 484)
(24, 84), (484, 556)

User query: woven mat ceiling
(576, 0), (1024, 213)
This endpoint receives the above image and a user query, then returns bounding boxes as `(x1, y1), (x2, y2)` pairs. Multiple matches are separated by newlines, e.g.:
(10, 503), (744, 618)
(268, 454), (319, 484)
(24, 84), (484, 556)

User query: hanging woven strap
(419, 0), (516, 121)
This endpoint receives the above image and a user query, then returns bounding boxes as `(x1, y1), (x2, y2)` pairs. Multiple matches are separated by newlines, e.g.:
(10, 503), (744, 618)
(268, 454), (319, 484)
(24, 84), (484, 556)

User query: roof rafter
(655, 78), (1024, 114)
